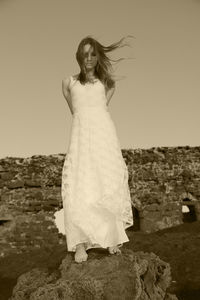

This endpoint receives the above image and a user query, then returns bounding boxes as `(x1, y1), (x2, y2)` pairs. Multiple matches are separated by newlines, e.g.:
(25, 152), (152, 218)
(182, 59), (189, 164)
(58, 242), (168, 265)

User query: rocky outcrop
(9, 248), (178, 300)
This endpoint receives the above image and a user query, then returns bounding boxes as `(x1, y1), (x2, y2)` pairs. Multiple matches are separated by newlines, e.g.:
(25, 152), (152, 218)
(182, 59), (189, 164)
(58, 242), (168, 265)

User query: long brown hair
(75, 35), (135, 90)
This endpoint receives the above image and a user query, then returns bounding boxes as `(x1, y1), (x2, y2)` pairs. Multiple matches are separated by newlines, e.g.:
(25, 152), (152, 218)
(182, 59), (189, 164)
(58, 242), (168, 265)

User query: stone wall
(0, 154), (65, 258)
(0, 146), (200, 257)
(124, 146), (200, 232)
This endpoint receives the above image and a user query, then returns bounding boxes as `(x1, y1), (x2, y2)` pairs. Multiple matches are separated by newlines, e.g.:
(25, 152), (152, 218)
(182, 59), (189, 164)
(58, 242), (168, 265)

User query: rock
(7, 180), (25, 189)
(9, 248), (178, 300)
(9, 268), (58, 300)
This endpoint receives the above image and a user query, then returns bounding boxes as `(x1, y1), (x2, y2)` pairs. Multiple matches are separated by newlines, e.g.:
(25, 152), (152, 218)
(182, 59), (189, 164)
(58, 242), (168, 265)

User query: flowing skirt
(61, 107), (133, 252)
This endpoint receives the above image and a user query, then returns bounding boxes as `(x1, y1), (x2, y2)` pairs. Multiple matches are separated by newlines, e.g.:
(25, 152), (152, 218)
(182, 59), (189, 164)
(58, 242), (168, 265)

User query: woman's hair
(75, 35), (134, 90)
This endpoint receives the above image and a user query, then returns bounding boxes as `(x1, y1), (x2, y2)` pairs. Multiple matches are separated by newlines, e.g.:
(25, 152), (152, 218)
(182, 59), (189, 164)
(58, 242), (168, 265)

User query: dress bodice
(69, 75), (108, 115)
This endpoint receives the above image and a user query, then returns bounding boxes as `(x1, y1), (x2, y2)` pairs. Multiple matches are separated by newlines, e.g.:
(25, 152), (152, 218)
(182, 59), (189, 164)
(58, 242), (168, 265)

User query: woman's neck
(85, 69), (96, 79)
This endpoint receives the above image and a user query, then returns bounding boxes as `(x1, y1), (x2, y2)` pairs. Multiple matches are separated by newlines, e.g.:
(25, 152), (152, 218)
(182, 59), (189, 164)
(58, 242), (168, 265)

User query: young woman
(61, 35), (134, 263)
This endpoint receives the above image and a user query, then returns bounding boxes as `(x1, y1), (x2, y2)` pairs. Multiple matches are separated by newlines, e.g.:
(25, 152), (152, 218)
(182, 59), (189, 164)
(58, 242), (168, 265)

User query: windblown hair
(75, 35), (134, 90)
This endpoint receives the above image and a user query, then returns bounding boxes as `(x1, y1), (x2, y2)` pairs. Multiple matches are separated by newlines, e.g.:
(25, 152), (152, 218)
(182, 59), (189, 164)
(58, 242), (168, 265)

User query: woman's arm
(62, 77), (74, 115)
(105, 85), (116, 106)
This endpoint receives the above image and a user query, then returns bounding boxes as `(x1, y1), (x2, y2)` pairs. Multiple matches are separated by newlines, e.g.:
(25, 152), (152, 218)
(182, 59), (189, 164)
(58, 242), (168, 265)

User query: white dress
(60, 75), (133, 252)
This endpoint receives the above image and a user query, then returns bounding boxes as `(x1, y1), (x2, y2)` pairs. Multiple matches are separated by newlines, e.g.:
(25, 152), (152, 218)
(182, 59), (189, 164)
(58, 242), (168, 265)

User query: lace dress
(60, 75), (133, 252)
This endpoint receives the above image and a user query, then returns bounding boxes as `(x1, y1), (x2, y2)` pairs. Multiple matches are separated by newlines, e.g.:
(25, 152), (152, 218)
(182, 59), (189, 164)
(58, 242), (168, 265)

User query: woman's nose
(87, 54), (92, 61)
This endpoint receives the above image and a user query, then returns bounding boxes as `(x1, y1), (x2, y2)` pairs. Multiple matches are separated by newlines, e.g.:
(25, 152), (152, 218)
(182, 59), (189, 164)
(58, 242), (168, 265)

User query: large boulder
(9, 248), (178, 300)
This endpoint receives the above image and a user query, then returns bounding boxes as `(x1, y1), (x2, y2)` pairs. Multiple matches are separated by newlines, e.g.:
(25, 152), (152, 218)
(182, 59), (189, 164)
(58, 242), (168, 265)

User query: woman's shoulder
(63, 73), (78, 81)
(62, 76), (70, 86)
(62, 74), (78, 90)
(71, 74), (79, 81)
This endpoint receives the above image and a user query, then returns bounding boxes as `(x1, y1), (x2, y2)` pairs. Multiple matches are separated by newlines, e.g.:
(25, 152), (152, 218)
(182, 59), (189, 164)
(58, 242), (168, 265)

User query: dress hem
(67, 238), (130, 253)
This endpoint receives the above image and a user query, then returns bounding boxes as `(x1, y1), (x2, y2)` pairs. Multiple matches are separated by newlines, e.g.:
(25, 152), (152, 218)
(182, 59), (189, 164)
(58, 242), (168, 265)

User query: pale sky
(1, 0), (200, 159)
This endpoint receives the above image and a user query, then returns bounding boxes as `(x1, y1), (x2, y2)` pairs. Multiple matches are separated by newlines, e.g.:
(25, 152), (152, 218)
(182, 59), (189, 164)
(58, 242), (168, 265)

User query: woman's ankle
(76, 243), (86, 251)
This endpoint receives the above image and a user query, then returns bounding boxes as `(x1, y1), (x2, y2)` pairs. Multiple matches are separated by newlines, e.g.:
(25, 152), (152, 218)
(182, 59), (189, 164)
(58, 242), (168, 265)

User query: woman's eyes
(84, 53), (96, 57)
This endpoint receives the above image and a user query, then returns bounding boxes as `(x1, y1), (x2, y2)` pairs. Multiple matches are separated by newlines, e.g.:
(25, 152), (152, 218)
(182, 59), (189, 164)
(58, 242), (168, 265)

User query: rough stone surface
(9, 248), (178, 300)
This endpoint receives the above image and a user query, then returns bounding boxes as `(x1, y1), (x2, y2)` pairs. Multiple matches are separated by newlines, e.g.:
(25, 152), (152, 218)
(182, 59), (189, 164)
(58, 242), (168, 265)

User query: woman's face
(82, 43), (98, 71)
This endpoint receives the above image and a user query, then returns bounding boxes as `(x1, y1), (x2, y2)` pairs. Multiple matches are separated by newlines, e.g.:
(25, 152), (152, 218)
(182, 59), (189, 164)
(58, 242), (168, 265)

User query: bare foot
(108, 245), (121, 255)
(75, 243), (88, 263)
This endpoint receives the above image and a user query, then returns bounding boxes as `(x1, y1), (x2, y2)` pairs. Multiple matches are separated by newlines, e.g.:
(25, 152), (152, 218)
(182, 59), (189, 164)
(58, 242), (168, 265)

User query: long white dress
(60, 75), (133, 252)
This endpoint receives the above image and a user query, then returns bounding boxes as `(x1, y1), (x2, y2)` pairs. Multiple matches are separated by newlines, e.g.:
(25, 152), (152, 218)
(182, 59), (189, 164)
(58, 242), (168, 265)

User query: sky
(0, 0), (200, 159)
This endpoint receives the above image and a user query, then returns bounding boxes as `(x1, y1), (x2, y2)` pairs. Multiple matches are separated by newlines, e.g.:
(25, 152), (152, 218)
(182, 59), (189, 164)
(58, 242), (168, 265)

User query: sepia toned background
(0, 0), (200, 159)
